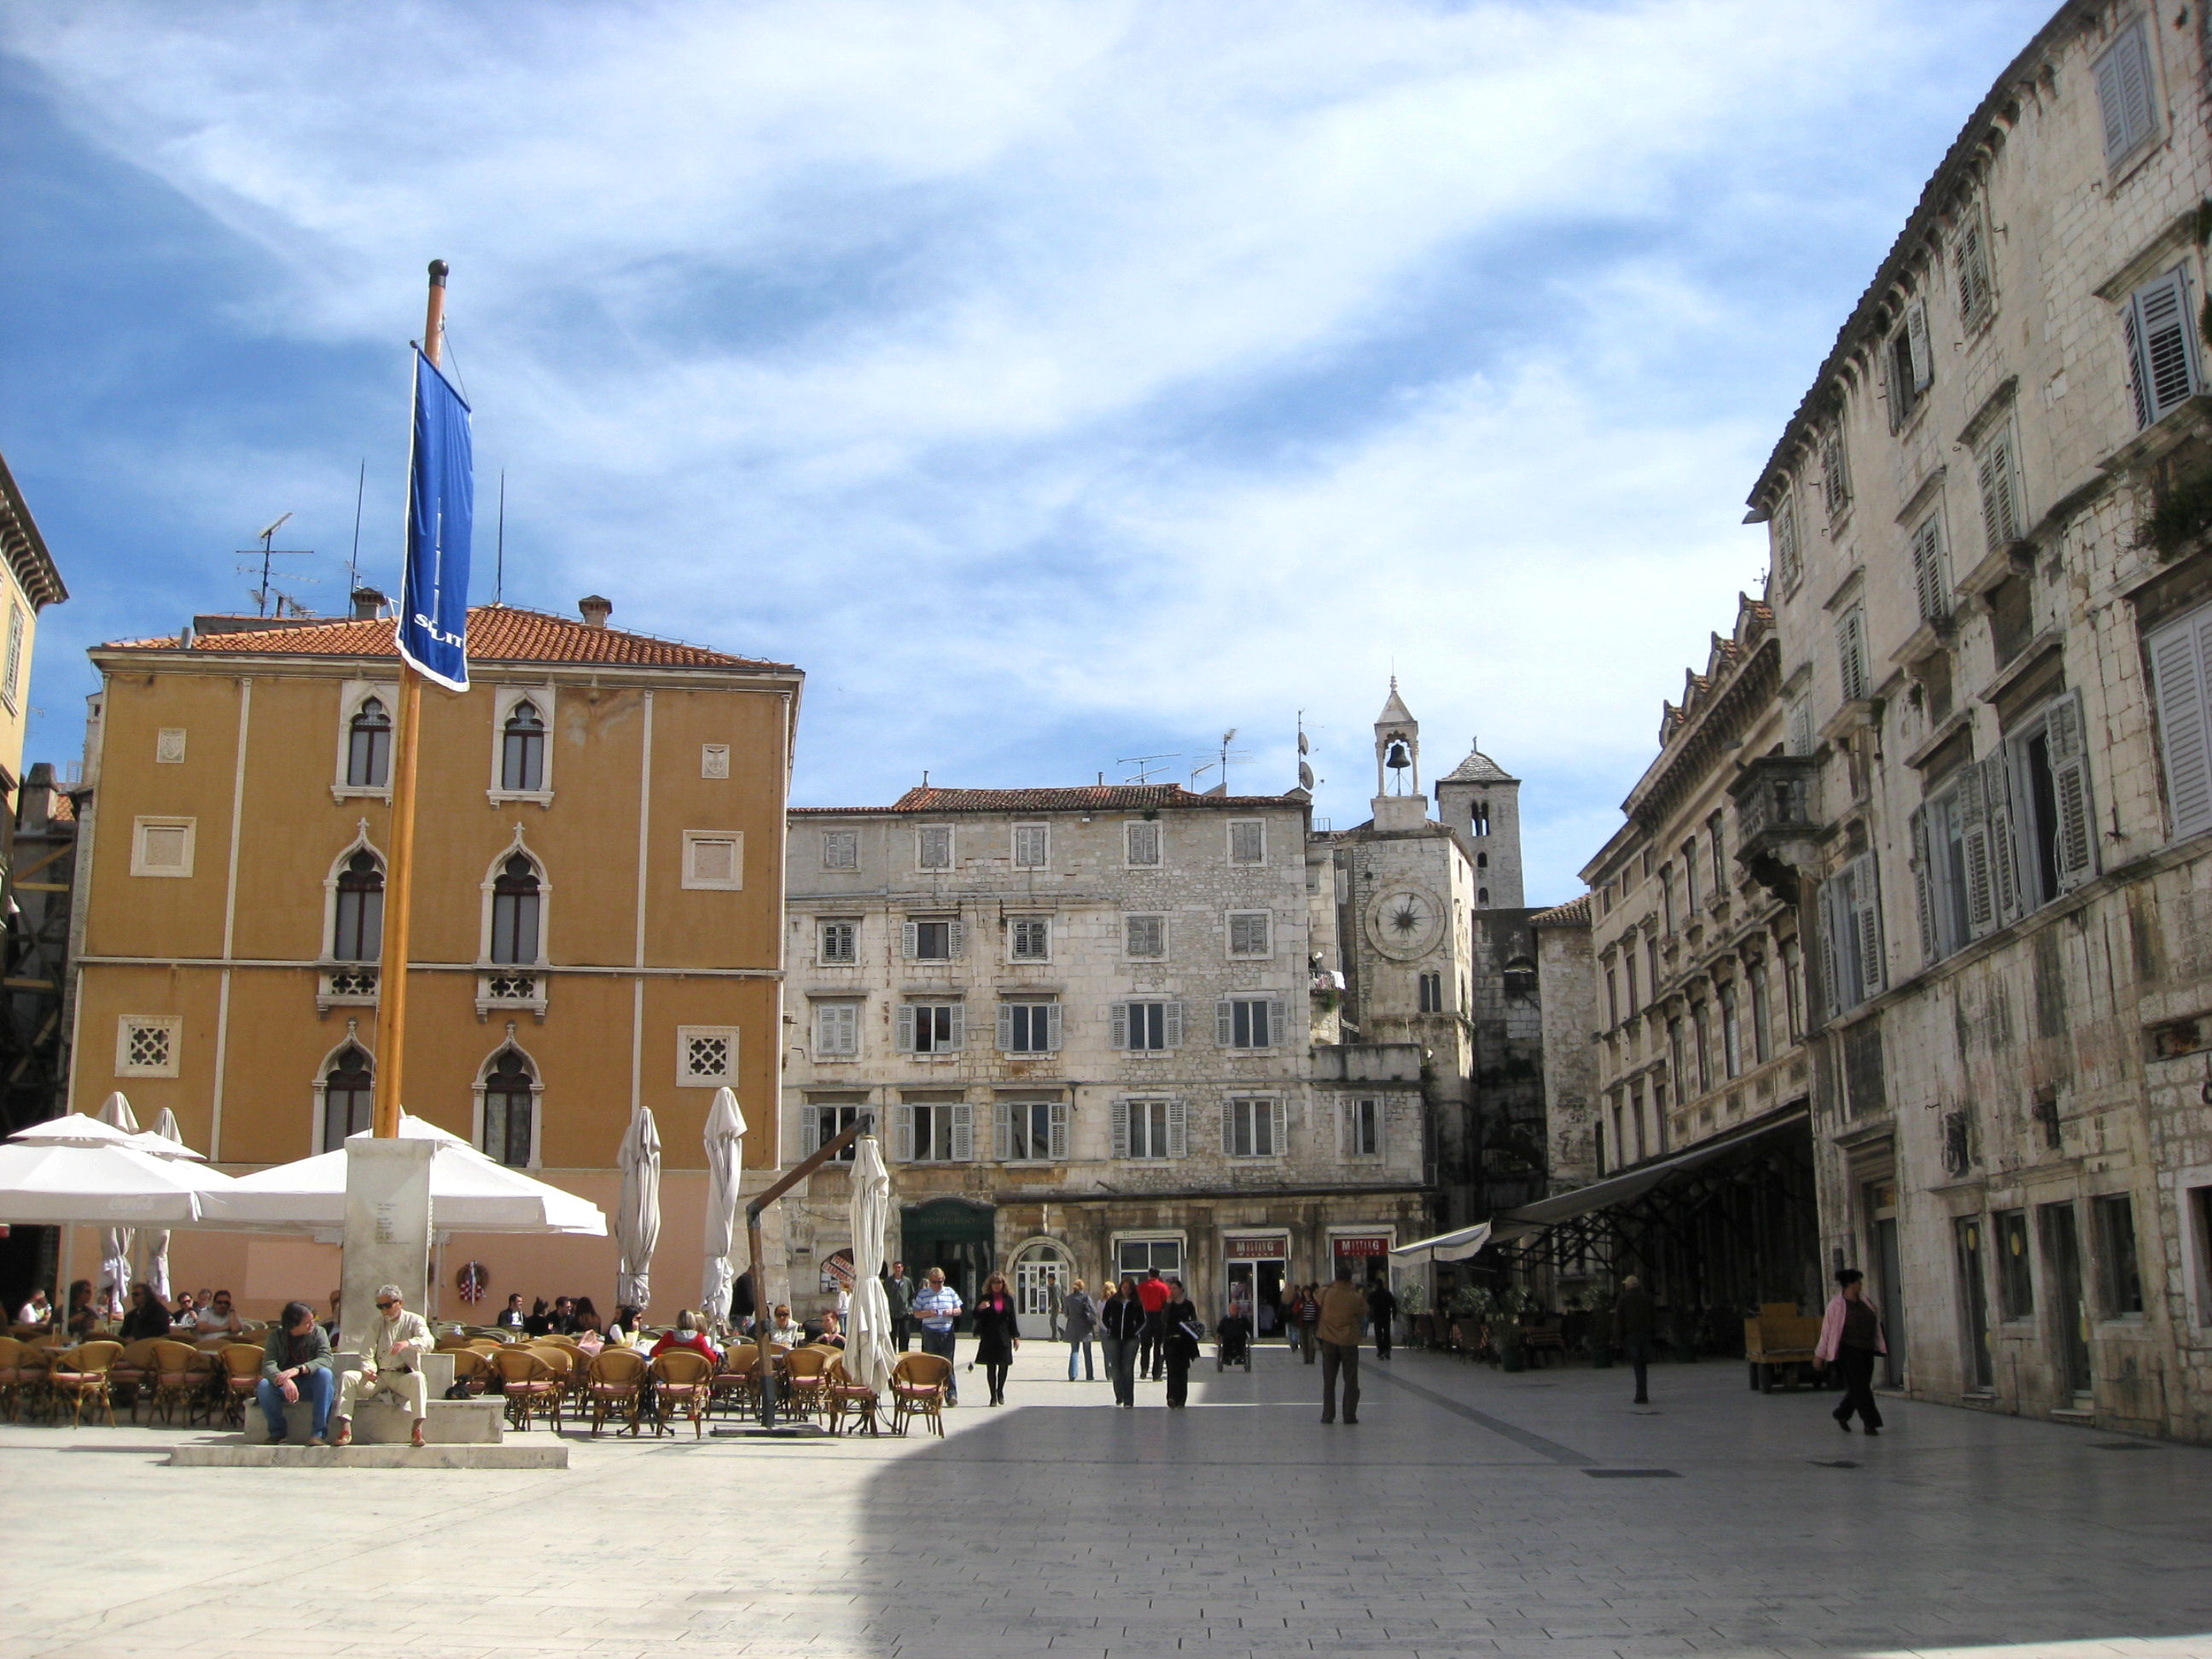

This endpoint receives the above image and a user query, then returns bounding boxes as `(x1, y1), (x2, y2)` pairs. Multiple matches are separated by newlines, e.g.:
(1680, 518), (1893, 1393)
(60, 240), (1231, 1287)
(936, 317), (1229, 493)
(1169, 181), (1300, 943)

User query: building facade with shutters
(1732, 1), (2212, 1439)
(63, 597), (799, 1318)
(778, 784), (1428, 1337)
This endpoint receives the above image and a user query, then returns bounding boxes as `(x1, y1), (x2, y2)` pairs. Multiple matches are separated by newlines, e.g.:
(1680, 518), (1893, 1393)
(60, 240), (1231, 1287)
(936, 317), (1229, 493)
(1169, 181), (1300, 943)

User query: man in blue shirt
(912, 1266), (963, 1406)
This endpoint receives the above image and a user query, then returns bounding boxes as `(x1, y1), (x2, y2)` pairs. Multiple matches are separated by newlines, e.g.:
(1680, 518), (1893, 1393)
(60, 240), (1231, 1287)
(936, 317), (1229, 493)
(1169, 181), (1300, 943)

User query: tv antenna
(1189, 728), (1252, 794)
(235, 512), (319, 617)
(1117, 753), (1181, 784)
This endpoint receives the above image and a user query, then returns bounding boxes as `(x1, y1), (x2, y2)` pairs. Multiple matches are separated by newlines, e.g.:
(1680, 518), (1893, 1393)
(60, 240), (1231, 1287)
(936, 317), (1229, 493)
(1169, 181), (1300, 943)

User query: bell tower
(1371, 679), (1428, 831)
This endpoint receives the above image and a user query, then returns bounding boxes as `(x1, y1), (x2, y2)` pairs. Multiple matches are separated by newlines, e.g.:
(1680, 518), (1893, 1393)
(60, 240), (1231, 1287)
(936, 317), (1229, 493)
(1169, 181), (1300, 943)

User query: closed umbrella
(701, 1087), (747, 1323)
(847, 1134), (895, 1401)
(142, 1108), (188, 1301)
(614, 1105), (661, 1313)
(96, 1091), (140, 1313)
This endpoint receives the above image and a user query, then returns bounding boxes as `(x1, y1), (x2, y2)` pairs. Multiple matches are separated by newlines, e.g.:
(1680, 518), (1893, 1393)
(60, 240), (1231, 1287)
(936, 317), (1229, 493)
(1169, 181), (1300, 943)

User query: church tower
(1371, 678), (1427, 832)
(1436, 738), (1523, 908)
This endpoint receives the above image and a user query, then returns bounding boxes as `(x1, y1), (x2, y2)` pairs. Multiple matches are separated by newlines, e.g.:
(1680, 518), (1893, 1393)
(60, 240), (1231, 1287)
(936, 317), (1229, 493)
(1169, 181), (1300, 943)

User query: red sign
(1332, 1235), (1391, 1257)
(1225, 1236), (1289, 1259)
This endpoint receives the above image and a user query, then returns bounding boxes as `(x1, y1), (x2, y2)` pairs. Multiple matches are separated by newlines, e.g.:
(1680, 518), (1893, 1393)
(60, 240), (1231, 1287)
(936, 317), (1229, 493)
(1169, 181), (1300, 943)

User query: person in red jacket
(1135, 1269), (1173, 1380)
(650, 1309), (721, 1365)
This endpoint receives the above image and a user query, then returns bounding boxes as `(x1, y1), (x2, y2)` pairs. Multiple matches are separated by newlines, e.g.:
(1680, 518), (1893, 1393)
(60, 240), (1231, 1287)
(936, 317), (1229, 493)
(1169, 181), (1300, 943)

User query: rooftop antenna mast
(1296, 712), (1316, 792)
(494, 469), (506, 604)
(1190, 728), (1251, 794)
(348, 461), (366, 591)
(236, 511), (318, 617)
(1117, 752), (1181, 784)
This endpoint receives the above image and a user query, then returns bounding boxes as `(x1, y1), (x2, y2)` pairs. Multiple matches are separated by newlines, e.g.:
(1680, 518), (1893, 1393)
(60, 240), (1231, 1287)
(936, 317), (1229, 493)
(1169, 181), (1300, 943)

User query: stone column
(341, 1137), (434, 1350)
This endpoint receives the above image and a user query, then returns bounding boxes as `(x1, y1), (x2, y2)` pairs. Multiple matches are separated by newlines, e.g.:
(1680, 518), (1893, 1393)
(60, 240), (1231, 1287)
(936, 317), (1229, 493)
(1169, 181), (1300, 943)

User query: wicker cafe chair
(584, 1347), (649, 1436)
(888, 1352), (952, 1439)
(782, 1345), (833, 1421)
(448, 1348), (495, 1396)
(824, 1355), (880, 1437)
(649, 1349), (714, 1439)
(144, 1339), (202, 1427)
(708, 1346), (760, 1418)
(108, 1337), (161, 1421)
(218, 1343), (265, 1429)
(0, 1336), (32, 1423)
(49, 1341), (125, 1428)
(493, 1348), (563, 1432)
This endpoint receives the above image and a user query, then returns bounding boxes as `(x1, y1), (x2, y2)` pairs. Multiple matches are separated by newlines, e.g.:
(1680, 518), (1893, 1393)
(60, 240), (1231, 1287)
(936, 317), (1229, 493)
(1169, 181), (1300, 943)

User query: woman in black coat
(971, 1271), (1021, 1406)
(1099, 1277), (1145, 1407)
(1161, 1280), (1201, 1408)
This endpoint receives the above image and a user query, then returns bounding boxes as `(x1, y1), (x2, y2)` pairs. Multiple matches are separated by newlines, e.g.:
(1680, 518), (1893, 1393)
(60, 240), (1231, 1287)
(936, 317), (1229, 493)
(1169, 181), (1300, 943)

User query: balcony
(315, 964), (378, 1014)
(1728, 754), (1823, 903)
(476, 969), (548, 1022)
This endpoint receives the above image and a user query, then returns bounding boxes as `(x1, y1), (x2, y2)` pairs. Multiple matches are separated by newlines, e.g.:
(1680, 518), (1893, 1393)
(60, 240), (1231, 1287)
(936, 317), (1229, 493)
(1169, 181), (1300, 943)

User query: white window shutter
(1048, 1103), (1069, 1161)
(992, 1102), (1010, 1161)
(1911, 516), (1947, 626)
(1166, 1097), (1186, 1158)
(1272, 1099), (1287, 1155)
(950, 1103), (973, 1161)
(1220, 1099), (1236, 1155)
(2150, 608), (2212, 839)
(1773, 493), (1801, 589)
(1819, 881), (1848, 1020)
(800, 1108), (821, 1158)
(895, 1003), (916, 1052)
(1216, 1000), (1234, 1046)
(2096, 21), (2155, 166)
(1045, 1002), (1062, 1051)
(1976, 432), (2020, 552)
(901, 920), (918, 959)
(996, 1003), (1014, 1052)
(2046, 690), (2098, 892)
(1959, 760), (1996, 938)
(1787, 701), (1813, 758)
(946, 1004), (964, 1051)
(1906, 300), (1932, 393)
(1984, 749), (2024, 924)
(1909, 808), (1938, 965)
(2128, 269), (2198, 429)
(1853, 854), (1884, 995)
(894, 1105), (915, 1162)
(947, 920), (963, 958)
(1163, 1002), (1184, 1048)
(1269, 998), (1289, 1047)
(1111, 1099), (1130, 1159)
(1109, 1002), (1129, 1051)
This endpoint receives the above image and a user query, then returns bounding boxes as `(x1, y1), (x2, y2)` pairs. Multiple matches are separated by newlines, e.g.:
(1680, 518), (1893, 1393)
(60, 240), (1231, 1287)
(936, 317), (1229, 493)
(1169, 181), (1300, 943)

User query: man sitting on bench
(333, 1284), (432, 1448)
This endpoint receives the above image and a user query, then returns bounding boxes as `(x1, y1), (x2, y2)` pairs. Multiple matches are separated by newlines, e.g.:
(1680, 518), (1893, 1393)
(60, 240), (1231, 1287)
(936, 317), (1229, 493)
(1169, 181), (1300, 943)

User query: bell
(1384, 740), (1411, 771)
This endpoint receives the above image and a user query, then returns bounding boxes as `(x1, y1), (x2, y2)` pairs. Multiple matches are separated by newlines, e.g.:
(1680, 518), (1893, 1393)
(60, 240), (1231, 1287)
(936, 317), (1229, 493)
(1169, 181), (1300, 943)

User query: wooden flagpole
(370, 259), (447, 1139)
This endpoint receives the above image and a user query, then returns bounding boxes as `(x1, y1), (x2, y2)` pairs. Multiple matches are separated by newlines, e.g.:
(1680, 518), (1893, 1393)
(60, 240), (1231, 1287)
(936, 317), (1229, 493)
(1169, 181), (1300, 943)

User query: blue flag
(399, 349), (473, 691)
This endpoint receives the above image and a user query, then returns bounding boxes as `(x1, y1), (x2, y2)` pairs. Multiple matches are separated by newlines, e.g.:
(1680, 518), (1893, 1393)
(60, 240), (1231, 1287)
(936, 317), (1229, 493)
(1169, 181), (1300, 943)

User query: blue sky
(0, 0), (2050, 905)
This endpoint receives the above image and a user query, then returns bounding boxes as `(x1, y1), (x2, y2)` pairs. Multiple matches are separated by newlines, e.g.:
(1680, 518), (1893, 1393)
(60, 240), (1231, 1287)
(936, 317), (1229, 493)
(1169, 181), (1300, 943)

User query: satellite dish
(1298, 761), (1315, 790)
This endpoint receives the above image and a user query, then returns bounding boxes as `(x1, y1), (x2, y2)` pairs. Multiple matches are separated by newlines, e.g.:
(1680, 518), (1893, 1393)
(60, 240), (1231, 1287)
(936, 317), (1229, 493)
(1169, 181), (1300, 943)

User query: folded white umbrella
(847, 1135), (895, 1401)
(97, 1092), (141, 1309)
(701, 1088), (746, 1322)
(203, 1113), (606, 1236)
(143, 1109), (187, 1301)
(614, 1105), (661, 1312)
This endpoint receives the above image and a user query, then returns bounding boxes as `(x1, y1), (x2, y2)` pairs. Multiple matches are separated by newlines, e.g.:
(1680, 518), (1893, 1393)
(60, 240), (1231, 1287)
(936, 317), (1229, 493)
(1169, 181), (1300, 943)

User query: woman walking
(1299, 1284), (1323, 1363)
(1161, 1278), (1201, 1408)
(1814, 1268), (1888, 1435)
(1098, 1275), (1145, 1407)
(971, 1271), (1021, 1406)
(1062, 1278), (1099, 1382)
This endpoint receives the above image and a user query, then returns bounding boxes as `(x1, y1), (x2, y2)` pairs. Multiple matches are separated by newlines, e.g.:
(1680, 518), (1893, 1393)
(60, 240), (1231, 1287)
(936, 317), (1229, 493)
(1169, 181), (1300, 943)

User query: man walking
(1365, 1275), (1398, 1360)
(332, 1283), (432, 1449)
(912, 1266), (963, 1406)
(1614, 1275), (1656, 1405)
(1316, 1263), (1367, 1424)
(885, 1260), (915, 1351)
(1136, 1267), (1172, 1380)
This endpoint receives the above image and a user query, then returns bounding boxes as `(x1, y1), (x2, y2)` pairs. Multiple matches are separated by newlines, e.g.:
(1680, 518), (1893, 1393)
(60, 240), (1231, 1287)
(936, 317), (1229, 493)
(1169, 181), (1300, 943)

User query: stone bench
(243, 1350), (504, 1445)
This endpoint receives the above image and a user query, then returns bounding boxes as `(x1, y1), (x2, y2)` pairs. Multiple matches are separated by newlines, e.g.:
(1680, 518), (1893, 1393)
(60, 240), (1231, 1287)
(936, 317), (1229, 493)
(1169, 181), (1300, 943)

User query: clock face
(1365, 886), (1443, 961)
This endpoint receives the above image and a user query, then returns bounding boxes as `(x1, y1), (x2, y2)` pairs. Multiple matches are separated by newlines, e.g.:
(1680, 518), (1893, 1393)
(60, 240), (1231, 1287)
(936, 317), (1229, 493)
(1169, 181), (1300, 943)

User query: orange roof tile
(101, 606), (792, 672)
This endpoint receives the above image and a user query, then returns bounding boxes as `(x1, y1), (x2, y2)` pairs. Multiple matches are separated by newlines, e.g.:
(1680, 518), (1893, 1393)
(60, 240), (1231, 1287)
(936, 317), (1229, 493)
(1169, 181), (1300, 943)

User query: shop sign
(1225, 1235), (1289, 1259)
(1331, 1235), (1392, 1257)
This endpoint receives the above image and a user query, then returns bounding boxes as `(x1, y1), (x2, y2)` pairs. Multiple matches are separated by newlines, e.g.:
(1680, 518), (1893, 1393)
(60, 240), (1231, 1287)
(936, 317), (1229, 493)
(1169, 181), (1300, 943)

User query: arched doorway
(901, 1198), (994, 1330)
(1008, 1237), (1072, 1340)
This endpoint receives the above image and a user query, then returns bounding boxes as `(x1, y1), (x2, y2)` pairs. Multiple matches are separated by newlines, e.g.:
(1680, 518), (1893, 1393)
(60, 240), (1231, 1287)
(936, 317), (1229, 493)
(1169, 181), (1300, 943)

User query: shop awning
(1489, 1107), (1810, 1244)
(1388, 1220), (1491, 1265)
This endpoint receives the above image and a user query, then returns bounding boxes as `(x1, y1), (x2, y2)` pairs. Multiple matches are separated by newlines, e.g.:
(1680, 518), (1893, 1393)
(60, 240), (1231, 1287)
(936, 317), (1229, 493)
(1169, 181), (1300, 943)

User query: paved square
(3, 1344), (2209, 1658)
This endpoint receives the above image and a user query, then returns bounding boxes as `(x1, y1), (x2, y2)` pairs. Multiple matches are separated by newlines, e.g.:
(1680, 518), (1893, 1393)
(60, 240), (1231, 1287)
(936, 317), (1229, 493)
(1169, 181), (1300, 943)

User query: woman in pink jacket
(1813, 1268), (1887, 1435)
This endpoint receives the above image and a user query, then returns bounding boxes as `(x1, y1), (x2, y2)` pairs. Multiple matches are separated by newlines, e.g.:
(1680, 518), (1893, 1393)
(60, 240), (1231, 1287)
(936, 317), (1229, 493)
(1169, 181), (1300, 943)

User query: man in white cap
(332, 1283), (432, 1448)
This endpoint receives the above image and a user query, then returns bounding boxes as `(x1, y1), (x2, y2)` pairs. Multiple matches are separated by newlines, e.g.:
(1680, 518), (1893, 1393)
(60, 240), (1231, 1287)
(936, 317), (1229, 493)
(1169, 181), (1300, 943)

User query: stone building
(1553, 1), (2212, 1440)
(777, 783), (1429, 1335)
(62, 597), (800, 1318)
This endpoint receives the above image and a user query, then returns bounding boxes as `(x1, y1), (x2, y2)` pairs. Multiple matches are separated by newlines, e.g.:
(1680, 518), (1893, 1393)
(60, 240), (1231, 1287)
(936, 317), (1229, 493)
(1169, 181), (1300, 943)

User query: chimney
(350, 586), (387, 620)
(579, 595), (612, 629)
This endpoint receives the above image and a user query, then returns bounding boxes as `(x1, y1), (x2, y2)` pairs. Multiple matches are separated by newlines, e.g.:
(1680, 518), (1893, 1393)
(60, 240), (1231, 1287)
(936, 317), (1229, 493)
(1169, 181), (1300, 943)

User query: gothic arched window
(321, 1045), (374, 1151)
(501, 700), (546, 792)
(1470, 800), (1490, 837)
(490, 853), (542, 964)
(481, 1049), (536, 1167)
(331, 849), (384, 962)
(346, 697), (392, 788)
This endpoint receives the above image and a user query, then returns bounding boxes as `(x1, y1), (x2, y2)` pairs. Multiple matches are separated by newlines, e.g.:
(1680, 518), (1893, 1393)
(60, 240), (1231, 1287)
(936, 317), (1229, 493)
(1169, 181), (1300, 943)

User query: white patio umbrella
(701, 1088), (746, 1323)
(0, 1124), (229, 1225)
(97, 1091), (142, 1313)
(142, 1108), (188, 1301)
(614, 1104), (661, 1313)
(203, 1114), (607, 1236)
(846, 1134), (895, 1401)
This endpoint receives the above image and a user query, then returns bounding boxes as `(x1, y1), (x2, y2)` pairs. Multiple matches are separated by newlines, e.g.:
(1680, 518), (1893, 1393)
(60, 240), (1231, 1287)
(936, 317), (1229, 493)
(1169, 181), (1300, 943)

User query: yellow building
(0, 451), (69, 812)
(67, 597), (799, 1318)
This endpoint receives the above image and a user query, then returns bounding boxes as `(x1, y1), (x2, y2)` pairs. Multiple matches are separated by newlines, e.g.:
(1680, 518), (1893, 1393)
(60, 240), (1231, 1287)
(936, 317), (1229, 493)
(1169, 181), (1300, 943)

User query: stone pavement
(3, 1341), (2209, 1659)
